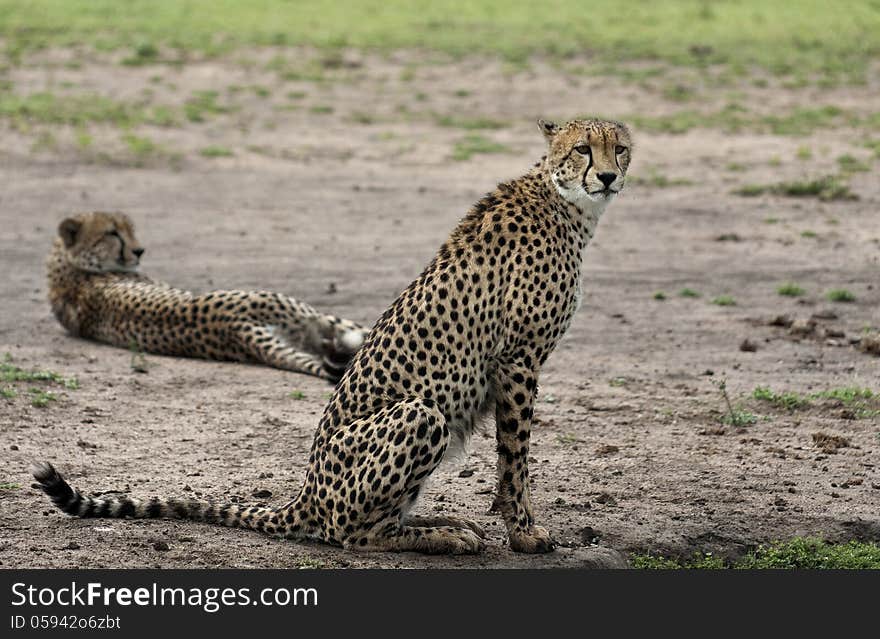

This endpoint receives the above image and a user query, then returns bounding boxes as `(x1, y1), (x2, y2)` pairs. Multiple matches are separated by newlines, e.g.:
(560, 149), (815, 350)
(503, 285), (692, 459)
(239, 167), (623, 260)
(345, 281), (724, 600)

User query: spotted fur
(35, 119), (632, 555)
(47, 211), (368, 381)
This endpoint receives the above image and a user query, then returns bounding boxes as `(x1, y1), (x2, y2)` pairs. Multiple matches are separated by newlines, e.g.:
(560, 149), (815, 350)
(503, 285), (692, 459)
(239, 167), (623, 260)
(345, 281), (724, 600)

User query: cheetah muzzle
(34, 118), (633, 555)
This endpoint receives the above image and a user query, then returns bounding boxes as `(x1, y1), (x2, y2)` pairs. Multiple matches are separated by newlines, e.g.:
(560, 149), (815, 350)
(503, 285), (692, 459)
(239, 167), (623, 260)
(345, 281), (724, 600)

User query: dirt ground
(1, 50), (878, 568)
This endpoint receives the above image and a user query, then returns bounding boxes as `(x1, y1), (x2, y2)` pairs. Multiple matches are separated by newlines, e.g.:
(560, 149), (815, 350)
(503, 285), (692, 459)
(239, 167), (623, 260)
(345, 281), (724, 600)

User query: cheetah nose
(597, 172), (617, 188)
(133, 248), (145, 258)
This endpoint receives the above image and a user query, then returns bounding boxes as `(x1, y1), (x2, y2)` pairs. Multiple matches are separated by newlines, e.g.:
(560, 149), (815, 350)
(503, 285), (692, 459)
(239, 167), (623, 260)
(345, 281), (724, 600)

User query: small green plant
(711, 295), (736, 306)
(199, 145), (234, 158)
(122, 41), (159, 66)
(777, 283), (805, 297)
(764, 217), (780, 224)
(800, 230), (817, 238)
(609, 377), (628, 387)
(289, 390), (306, 400)
(309, 105), (334, 114)
(0, 482), (22, 491)
(796, 146), (812, 160)
(1, 354), (78, 388)
(837, 154), (870, 173)
(184, 90), (231, 123)
(451, 135), (511, 161)
(812, 387), (873, 403)
(679, 288), (701, 298)
(717, 379), (757, 426)
(29, 388), (57, 408)
(1, 387), (16, 399)
(653, 291), (667, 300)
(122, 133), (158, 162)
(752, 386), (809, 410)
(556, 433), (581, 445)
(827, 289), (856, 303)
(129, 340), (149, 373)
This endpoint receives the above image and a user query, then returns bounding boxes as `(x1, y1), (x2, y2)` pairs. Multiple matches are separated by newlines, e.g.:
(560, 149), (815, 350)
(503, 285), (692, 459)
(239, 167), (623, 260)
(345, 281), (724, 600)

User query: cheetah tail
(32, 462), (281, 535)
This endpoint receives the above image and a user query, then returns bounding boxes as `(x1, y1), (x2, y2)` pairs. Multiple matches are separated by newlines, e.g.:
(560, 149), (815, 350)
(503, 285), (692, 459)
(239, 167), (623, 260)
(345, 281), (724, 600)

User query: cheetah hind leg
(239, 325), (335, 381)
(324, 400), (484, 555)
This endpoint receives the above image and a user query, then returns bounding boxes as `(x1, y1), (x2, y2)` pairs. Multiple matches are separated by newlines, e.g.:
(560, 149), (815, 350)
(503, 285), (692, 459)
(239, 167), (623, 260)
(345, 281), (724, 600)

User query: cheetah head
(539, 118), (633, 211)
(57, 211), (144, 273)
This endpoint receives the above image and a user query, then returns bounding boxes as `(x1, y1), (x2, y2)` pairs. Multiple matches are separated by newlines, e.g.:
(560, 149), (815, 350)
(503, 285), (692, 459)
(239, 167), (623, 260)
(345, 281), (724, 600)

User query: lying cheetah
(35, 118), (632, 554)
(46, 211), (368, 381)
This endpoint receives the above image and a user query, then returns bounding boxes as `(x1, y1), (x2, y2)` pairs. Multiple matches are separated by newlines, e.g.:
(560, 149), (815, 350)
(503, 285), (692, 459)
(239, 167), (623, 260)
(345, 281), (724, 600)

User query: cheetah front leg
(493, 360), (555, 553)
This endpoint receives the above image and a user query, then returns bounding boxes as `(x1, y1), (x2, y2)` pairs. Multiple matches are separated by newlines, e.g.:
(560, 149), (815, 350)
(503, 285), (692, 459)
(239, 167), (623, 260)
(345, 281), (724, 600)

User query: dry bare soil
(1, 50), (878, 568)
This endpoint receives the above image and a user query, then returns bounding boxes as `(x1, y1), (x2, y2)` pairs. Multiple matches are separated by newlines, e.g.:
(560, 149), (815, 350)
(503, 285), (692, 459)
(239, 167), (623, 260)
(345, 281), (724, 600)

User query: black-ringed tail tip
(30, 461), (279, 530)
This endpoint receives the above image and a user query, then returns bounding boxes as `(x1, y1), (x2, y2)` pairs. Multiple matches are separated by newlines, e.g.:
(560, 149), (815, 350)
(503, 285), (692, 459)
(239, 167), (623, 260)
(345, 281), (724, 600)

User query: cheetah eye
(105, 229), (122, 239)
(615, 145), (627, 154)
(574, 145), (591, 155)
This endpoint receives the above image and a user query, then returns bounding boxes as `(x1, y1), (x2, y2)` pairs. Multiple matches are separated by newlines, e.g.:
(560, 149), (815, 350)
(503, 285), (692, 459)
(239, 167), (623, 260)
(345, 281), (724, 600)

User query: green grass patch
(435, 115), (507, 130)
(812, 387), (873, 403)
(199, 145), (234, 158)
(1, 353), (78, 389)
(679, 288), (700, 298)
(184, 90), (232, 123)
(826, 289), (856, 303)
(289, 390), (306, 400)
(0, 91), (160, 128)
(121, 40), (160, 66)
(711, 295), (736, 307)
(734, 175), (857, 201)
(451, 134), (511, 161)
(837, 153), (871, 173)
(0, 482), (22, 491)
(633, 538), (880, 569)
(752, 386), (810, 410)
(630, 168), (693, 188)
(777, 283), (805, 297)
(29, 388), (57, 407)
(653, 291), (666, 301)
(2, 1), (878, 80)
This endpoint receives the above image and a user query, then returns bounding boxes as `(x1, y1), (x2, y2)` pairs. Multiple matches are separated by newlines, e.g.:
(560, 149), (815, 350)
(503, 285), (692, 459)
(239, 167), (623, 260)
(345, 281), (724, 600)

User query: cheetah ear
(537, 118), (560, 143)
(58, 218), (82, 248)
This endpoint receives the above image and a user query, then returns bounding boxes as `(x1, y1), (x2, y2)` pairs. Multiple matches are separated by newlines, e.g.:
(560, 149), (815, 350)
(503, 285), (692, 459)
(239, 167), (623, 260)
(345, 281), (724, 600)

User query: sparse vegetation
(826, 289), (856, 303)
(633, 538), (880, 569)
(129, 341), (150, 373)
(837, 154), (871, 173)
(184, 90), (232, 123)
(734, 175), (856, 201)
(199, 145), (234, 158)
(451, 135), (511, 161)
(29, 388), (57, 408)
(777, 283), (805, 297)
(711, 296), (736, 307)
(1, 353), (78, 389)
(679, 288), (700, 298)
(435, 115), (507, 130)
(717, 379), (757, 427)
(0, 482), (22, 491)
(752, 386), (809, 410)
(653, 291), (666, 300)
(289, 390), (306, 400)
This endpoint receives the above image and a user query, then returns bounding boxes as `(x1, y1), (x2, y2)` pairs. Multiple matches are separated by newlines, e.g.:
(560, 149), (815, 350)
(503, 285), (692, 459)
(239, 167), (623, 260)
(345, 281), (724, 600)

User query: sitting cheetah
(46, 211), (368, 381)
(34, 118), (632, 554)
